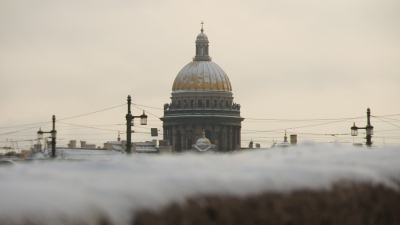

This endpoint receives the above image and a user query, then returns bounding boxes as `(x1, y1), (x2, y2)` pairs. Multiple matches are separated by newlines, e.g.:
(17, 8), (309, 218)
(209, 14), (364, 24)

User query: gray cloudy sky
(1, 0), (399, 149)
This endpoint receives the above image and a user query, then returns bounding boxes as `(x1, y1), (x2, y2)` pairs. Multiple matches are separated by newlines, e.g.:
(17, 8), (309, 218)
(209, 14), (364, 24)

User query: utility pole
(126, 95), (133, 154)
(351, 108), (374, 147)
(51, 115), (56, 158)
(37, 115), (57, 158)
(125, 95), (147, 155)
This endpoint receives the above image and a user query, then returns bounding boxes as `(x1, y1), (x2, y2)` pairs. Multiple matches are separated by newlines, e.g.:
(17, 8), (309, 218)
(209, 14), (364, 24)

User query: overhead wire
(132, 103), (163, 111)
(245, 117), (361, 122)
(0, 121), (52, 129)
(1, 100), (399, 146)
(242, 116), (364, 134)
(57, 103), (125, 121)
(57, 122), (151, 135)
(372, 116), (400, 129)
(132, 104), (161, 119)
(0, 121), (52, 136)
(58, 122), (124, 132)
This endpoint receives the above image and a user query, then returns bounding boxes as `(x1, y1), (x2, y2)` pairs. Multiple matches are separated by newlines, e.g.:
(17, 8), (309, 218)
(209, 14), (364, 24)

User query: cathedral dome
(172, 61), (232, 91)
(172, 23), (232, 92)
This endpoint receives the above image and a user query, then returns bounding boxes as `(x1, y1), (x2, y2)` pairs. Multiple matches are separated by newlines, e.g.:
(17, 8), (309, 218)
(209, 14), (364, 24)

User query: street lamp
(140, 111), (148, 125)
(350, 108), (373, 147)
(37, 128), (44, 140)
(37, 115), (57, 157)
(126, 95), (147, 155)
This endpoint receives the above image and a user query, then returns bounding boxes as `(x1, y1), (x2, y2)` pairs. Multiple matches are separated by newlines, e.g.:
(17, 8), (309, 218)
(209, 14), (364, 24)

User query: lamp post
(37, 115), (57, 157)
(126, 95), (147, 155)
(351, 108), (373, 147)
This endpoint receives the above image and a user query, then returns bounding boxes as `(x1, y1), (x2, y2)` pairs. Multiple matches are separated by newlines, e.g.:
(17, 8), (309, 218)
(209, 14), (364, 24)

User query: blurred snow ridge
(0, 143), (399, 224)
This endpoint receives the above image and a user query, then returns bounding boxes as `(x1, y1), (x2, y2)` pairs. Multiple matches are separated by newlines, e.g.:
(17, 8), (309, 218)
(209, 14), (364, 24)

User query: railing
(163, 108), (241, 117)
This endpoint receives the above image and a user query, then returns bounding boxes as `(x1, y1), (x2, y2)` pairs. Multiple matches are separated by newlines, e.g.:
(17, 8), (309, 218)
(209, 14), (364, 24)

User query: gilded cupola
(172, 22), (232, 92)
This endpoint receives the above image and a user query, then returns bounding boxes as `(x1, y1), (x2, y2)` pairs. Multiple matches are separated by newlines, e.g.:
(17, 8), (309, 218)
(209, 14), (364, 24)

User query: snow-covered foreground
(0, 143), (399, 224)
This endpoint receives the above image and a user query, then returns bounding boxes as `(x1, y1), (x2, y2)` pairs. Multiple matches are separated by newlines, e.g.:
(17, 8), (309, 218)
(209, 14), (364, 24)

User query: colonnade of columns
(163, 124), (241, 152)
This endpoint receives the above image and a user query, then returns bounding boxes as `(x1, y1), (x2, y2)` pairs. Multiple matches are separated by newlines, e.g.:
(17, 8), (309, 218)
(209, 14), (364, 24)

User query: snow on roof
(112, 145), (124, 151)
(32, 148), (123, 160)
(0, 143), (399, 224)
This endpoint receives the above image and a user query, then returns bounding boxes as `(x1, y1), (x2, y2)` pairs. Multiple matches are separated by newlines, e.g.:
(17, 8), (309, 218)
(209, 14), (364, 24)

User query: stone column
(163, 126), (166, 140)
(228, 126), (232, 150)
(182, 125), (186, 151)
(169, 127), (173, 147)
(238, 126), (241, 149)
(220, 125), (225, 151)
(232, 127), (236, 150)
(172, 126), (177, 152)
(236, 126), (240, 148)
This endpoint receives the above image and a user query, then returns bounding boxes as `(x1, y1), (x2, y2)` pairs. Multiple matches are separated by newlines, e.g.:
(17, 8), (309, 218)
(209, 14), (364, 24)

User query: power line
(132, 103), (163, 111)
(57, 122), (152, 135)
(0, 122), (52, 136)
(58, 122), (124, 132)
(0, 121), (51, 129)
(375, 117), (400, 122)
(373, 113), (400, 118)
(132, 104), (161, 119)
(374, 128), (400, 133)
(57, 104), (125, 121)
(245, 116), (364, 122)
(372, 116), (400, 129)
(242, 116), (364, 134)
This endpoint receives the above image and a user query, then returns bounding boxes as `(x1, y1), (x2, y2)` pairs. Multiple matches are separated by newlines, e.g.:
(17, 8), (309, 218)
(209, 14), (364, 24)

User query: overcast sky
(1, 0), (399, 149)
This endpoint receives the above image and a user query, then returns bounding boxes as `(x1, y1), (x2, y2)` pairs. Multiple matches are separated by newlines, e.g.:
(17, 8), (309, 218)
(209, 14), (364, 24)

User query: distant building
(65, 140), (96, 149)
(102, 134), (158, 153)
(275, 130), (291, 148)
(160, 24), (244, 152)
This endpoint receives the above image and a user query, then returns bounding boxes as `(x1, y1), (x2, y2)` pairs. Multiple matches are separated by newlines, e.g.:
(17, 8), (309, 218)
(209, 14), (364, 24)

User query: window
(206, 99), (210, 108)
(190, 100), (195, 108)
(198, 99), (202, 108)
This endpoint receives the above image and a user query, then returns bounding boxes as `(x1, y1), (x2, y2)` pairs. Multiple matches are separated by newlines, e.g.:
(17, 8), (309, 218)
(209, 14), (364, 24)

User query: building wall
(161, 115), (243, 152)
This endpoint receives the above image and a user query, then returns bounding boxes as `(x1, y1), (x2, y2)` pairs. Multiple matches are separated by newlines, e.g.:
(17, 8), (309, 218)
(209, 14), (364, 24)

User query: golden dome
(172, 24), (232, 92)
(172, 61), (232, 91)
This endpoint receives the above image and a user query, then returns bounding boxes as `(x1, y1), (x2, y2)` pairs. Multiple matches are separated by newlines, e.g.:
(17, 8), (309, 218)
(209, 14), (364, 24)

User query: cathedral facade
(160, 25), (244, 152)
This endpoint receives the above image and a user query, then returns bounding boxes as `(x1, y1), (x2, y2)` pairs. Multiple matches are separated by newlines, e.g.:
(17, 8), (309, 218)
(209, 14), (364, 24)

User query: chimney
(290, 135), (297, 145)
